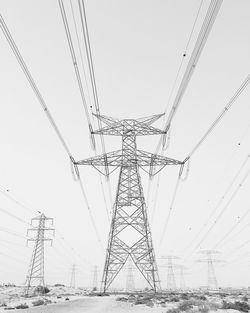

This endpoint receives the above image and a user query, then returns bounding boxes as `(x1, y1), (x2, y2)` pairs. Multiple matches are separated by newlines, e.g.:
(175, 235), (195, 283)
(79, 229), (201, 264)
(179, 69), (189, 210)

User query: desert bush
(198, 295), (207, 301)
(32, 299), (44, 307)
(179, 300), (194, 311)
(181, 294), (190, 300)
(222, 300), (250, 312)
(198, 304), (209, 313)
(116, 297), (128, 302)
(15, 303), (29, 309)
(242, 296), (248, 302)
(171, 297), (180, 302)
(34, 285), (50, 295)
(166, 308), (181, 313)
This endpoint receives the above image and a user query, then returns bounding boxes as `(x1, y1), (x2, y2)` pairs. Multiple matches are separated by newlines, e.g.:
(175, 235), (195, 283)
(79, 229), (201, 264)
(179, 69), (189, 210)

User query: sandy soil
(16, 296), (165, 313)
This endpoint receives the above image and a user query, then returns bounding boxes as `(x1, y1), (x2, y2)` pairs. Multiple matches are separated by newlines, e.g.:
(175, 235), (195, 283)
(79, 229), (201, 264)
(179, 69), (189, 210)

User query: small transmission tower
(74, 114), (183, 292)
(24, 213), (54, 296)
(70, 264), (76, 288)
(160, 256), (179, 290)
(176, 265), (188, 290)
(126, 257), (135, 292)
(197, 250), (223, 290)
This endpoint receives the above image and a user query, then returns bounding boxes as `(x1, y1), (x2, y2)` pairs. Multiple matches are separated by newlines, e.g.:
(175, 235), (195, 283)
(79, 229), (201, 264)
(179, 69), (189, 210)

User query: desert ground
(1, 286), (250, 313)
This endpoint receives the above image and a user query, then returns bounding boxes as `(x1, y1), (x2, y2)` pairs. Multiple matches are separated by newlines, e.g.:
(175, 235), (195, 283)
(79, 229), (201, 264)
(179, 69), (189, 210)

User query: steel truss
(76, 114), (183, 292)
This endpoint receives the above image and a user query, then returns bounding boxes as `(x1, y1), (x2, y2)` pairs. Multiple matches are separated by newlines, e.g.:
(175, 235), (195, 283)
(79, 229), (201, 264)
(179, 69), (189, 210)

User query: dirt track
(19, 296), (164, 313)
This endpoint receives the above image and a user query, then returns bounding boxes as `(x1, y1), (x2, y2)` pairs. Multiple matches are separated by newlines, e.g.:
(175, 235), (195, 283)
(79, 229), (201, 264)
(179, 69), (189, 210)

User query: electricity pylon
(24, 213), (54, 296)
(70, 264), (76, 288)
(74, 114), (183, 292)
(161, 255), (179, 290)
(126, 257), (135, 292)
(197, 250), (223, 290)
(176, 265), (188, 290)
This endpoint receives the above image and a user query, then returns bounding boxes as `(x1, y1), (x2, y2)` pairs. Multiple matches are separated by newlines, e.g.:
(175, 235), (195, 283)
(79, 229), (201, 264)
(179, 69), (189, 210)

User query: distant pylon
(24, 213), (54, 296)
(126, 257), (135, 292)
(92, 265), (99, 290)
(197, 250), (223, 290)
(70, 264), (76, 288)
(176, 265), (187, 290)
(161, 256), (179, 290)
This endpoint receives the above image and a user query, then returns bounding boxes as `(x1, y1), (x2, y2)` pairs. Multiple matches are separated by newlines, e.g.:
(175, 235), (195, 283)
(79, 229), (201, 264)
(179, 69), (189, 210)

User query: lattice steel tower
(24, 213), (54, 296)
(197, 250), (223, 290)
(75, 114), (183, 292)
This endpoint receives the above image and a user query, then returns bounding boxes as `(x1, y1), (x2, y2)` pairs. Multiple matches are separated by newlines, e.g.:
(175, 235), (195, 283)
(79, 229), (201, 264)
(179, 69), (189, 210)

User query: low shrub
(166, 308), (181, 313)
(179, 300), (194, 311)
(222, 300), (250, 312)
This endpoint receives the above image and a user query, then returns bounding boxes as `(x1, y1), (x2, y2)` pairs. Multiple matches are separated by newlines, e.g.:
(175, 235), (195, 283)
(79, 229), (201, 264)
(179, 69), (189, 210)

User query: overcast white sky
(0, 0), (250, 290)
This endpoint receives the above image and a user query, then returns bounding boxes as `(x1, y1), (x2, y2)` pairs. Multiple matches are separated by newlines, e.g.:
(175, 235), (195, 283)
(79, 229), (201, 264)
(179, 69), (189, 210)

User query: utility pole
(24, 213), (54, 296)
(74, 114), (183, 292)
(70, 264), (76, 288)
(197, 250), (223, 290)
(126, 257), (135, 292)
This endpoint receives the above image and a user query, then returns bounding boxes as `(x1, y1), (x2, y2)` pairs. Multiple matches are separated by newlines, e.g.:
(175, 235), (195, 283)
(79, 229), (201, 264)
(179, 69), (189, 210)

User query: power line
(0, 15), (74, 159)
(158, 165), (185, 250)
(0, 205), (31, 226)
(187, 166), (250, 257)
(187, 74), (250, 158)
(58, 0), (94, 147)
(182, 154), (250, 255)
(158, 0), (223, 152)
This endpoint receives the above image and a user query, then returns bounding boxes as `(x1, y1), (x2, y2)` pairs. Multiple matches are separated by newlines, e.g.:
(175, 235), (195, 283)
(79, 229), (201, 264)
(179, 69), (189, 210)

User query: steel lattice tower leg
(207, 257), (218, 290)
(70, 264), (76, 288)
(167, 256), (176, 290)
(126, 257), (135, 292)
(179, 266), (186, 290)
(24, 213), (54, 296)
(75, 114), (183, 293)
(92, 265), (98, 290)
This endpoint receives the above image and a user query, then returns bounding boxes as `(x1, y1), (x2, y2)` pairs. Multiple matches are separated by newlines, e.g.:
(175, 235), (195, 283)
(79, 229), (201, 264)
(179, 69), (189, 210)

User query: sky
(0, 0), (250, 290)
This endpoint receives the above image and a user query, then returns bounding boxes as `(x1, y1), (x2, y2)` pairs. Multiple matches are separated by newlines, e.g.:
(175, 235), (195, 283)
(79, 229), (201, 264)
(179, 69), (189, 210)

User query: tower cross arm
(137, 150), (183, 167)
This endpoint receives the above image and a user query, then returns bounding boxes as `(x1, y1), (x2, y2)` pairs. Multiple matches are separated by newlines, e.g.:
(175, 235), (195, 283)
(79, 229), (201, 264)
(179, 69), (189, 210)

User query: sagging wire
(0, 15), (74, 160)
(187, 166), (250, 258)
(160, 0), (223, 152)
(182, 154), (250, 256)
(58, 0), (95, 150)
(187, 74), (250, 159)
(158, 162), (187, 250)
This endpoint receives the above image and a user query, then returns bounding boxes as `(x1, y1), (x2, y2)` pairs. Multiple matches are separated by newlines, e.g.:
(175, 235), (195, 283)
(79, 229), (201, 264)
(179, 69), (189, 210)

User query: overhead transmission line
(78, 0), (114, 206)
(159, 74), (250, 252)
(186, 74), (250, 159)
(151, 0), (221, 241)
(0, 15), (73, 159)
(58, 0), (112, 220)
(58, 0), (94, 147)
(157, 0), (223, 153)
(219, 223), (250, 249)
(149, 0), (205, 226)
(0, 15), (104, 249)
(213, 205), (250, 249)
(182, 154), (250, 255)
(187, 166), (250, 257)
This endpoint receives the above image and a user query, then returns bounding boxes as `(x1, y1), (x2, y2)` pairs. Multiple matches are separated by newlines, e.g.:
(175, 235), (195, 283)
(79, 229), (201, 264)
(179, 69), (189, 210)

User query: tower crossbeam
(76, 114), (183, 292)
